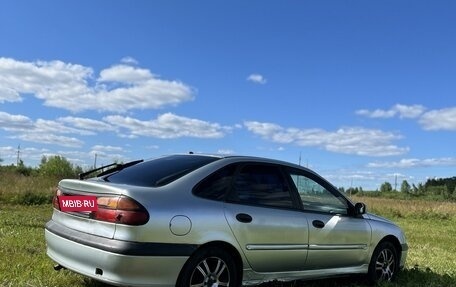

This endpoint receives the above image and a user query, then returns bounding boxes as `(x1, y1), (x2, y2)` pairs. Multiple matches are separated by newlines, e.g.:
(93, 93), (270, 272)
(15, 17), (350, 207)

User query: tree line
(341, 177), (456, 201)
(2, 155), (455, 201)
(0, 155), (83, 179)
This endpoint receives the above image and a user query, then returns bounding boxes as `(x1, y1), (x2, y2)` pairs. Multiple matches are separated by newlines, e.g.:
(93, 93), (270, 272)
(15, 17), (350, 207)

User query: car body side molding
(246, 244), (310, 251)
(308, 244), (368, 250)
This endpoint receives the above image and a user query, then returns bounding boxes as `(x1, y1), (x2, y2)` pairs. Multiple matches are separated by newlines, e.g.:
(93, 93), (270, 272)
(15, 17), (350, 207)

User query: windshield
(104, 155), (220, 187)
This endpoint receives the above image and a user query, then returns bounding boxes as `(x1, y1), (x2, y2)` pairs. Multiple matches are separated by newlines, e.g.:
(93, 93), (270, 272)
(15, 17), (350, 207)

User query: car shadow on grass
(257, 266), (455, 287)
(394, 266), (455, 287)
(256, 276), (367, 287)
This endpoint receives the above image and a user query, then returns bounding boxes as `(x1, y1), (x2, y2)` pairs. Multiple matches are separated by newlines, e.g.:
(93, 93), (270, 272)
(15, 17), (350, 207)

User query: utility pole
(93, 153), (98, 169)
(394, 174), (398, 191)
(16, 144), (21, 166)
(350, 178), (353, 197)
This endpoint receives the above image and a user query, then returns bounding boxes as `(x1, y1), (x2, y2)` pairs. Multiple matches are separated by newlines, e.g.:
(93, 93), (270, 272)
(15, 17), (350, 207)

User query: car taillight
(92, 195), (149, 226)
(52, 188), (63, 210)
(52, 189), (149, 226)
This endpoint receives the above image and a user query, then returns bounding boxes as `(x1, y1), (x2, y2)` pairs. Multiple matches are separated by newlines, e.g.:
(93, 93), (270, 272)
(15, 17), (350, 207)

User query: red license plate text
(58, 196), (98, 211)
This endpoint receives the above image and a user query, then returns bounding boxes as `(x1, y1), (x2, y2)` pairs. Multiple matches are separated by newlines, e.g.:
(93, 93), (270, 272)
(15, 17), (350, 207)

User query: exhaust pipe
(53, 264), (65, 271)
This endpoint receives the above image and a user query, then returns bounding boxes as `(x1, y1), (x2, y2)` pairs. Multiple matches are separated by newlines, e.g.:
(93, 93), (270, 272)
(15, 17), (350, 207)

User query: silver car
(45, 154), (408, 287)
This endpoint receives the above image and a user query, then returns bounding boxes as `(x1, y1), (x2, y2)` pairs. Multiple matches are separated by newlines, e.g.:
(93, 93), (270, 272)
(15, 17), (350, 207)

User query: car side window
(228, 164), (295, 209)
(287, 170), (348, 215)
(193, 164), (237, 201)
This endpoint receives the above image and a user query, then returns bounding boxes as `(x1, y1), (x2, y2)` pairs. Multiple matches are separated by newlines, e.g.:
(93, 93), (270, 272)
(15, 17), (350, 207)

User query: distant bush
(380, 181), (393, 192)
(16, 160), (35, 176)
(39, 155), (80, 179)
(8, 189), (53, 205)
(0, 155), (88, 205)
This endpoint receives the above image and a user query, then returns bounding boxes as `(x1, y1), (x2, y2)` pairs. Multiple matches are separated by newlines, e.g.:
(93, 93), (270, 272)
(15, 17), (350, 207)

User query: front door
(224, 164), (309, 273)
(305, 212), (371, 269)
(285, 168), (371, 269)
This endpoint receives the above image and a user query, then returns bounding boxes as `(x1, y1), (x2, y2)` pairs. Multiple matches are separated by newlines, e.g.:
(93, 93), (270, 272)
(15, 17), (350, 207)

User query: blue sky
(0, 1), (455, 190)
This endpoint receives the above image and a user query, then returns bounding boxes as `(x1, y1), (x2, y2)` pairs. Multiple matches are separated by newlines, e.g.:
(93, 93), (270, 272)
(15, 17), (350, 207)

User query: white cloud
(419, 107), (456, 131)
(0, 87), (21, 103)
(146, 145), (160, 150)
(0, 111), (34, 131)
(120, 56), (139, 65)
(356, 104), (456, 131)
(0, 146), (19, 162)
(0, 57), (194, 113)
(0, 111), (92, 147)
(367, 157), (456, 168)
(247, 73), (267, 84)
(99, 64), (154, 83)
(355, 108), (396, 118)
(394, 104), (426, 118)
(217, 149), (235, 155)
(34, 119), (95, 136)
(0, 58), (93, 105)
(91, 145), (124, 152)
(88, 149), (127, 163)
(244, 121), (409, 157)
(58, 117), (116, 132)
(14, 133), (83, 148)
(324, 170), (378, 182)
(356, 104), (426, 119)
(104, 113), (231, 139)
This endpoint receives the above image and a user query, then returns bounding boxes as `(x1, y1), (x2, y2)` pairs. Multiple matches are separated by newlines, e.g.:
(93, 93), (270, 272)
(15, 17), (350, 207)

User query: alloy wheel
(189, 256), (230, 287)
(375, 248), (396, 281)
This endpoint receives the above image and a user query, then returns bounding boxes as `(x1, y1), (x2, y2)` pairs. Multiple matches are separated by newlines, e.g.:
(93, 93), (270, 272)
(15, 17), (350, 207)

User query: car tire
(176, 247), (239, 287)
(367, 241), (398, 284)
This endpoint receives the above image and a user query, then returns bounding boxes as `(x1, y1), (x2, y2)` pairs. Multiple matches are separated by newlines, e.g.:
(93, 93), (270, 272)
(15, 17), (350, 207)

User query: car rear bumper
(45, 221), (196, 287)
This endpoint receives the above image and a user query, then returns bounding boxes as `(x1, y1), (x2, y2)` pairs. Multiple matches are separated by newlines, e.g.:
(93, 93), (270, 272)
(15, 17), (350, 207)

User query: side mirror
(354, 202), (367, 215)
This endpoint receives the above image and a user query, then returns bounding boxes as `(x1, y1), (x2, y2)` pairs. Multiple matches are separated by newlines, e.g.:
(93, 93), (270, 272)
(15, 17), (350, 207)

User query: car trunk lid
(51, 179), (127, 239)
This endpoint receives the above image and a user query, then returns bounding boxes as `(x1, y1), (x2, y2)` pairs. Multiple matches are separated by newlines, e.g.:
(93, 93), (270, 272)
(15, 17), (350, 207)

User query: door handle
(312, 220), (325, 228)
(236, 213), (253, 223)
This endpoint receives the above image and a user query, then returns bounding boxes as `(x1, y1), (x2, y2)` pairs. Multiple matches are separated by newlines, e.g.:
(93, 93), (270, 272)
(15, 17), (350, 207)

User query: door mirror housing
(354, 202), (367, 215)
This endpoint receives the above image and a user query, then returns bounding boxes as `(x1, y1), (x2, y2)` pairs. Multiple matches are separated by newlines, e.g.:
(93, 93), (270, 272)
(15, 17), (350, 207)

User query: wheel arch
(177, 240), (244, 286)
(377, 235), (402, 263)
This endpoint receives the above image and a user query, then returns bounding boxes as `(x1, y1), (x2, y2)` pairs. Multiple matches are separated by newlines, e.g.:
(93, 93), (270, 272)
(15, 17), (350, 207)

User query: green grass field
(1, 197), (455, 287)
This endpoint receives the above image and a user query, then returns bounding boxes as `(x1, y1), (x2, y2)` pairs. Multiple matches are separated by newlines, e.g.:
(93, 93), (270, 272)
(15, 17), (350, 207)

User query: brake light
(92, 196), (149, 226)
(52, 188), (63, 210)
(52, 189), (149, 226)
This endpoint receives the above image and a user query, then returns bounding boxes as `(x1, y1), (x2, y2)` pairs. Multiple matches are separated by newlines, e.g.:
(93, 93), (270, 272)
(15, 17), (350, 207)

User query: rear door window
(227, 164), (295, 209)
(193, 164), (237, 201)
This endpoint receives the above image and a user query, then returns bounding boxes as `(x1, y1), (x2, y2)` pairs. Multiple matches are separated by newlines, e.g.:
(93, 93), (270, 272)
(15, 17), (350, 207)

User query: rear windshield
(104, 155), (220, 187)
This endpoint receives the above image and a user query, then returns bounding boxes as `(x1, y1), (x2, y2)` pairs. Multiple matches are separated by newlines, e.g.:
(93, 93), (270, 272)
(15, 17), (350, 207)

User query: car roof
(158, 153), (304, 169)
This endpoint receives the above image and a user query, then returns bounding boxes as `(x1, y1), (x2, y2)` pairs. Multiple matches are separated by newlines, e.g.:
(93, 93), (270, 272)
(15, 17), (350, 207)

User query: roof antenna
(189, 151), (194, 154)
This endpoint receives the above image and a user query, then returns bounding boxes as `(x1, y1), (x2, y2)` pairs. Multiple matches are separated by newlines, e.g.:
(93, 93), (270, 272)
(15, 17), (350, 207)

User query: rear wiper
(79, 159), (144, 180)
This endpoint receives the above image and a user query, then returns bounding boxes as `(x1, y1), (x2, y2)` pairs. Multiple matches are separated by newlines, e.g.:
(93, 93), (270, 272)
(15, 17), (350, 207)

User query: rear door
(224, 164), (309, 272)
(285, 168), (372, 269)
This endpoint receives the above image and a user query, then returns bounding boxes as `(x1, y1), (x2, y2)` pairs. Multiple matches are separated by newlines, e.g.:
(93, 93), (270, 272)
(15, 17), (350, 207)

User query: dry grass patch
(351, 195), (456, 220)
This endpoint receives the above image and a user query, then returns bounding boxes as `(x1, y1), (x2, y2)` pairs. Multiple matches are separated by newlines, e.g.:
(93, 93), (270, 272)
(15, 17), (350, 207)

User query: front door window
(289, 172), (348, 215)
